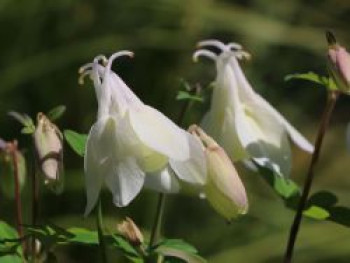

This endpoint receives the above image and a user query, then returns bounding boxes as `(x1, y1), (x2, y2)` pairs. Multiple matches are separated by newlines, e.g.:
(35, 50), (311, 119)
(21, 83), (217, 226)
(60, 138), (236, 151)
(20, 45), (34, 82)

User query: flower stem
(149, 193), (166, 248)
(283, 91), (339, 263)
(96, 197), (108, 263)
(31, 145), (39, 263)
(10, 141), (24, 250)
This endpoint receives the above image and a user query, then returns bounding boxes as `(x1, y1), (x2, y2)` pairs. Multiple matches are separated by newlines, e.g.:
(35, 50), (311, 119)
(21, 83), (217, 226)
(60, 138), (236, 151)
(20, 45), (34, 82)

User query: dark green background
(0, 0), (349, 262)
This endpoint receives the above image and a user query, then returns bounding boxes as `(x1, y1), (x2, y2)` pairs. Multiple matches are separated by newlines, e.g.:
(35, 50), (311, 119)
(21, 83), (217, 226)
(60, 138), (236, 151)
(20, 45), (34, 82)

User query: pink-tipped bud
(327, 32), (350, 94)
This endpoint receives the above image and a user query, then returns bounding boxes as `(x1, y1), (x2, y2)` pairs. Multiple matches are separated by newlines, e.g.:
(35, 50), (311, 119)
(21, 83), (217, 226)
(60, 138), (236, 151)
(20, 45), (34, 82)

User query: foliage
(63, 130), (87, 157)
(257, 164), (350, 226)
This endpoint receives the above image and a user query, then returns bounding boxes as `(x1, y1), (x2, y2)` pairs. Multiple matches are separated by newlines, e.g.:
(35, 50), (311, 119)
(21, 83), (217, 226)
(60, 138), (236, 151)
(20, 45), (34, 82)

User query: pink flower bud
(327, 39), (350, 93)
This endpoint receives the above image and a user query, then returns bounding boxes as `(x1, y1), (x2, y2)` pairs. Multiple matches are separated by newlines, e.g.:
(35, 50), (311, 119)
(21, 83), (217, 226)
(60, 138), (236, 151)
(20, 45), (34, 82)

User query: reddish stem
(9, 141), (24, 249)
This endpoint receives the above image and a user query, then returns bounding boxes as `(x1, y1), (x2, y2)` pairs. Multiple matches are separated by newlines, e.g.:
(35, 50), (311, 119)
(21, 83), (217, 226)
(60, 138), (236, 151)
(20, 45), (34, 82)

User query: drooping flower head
(193, 40), (314, 177)
(79, 51), (206, 215)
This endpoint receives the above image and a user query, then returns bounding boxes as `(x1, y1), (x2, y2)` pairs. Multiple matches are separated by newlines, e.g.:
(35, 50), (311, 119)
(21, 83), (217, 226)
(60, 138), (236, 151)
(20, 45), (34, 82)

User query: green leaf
(0, 221), (22, 261)
(303, 205), (330, 220)
(257, 165), (300, 199)
(307, 191), (337, 208)
(154, 239), (206, 263)
(24, 224), (70, 248)
(306, 191), (350, 227)
(0, 255), (23, 263)
(155, 247), (206, 263)
(328, 206), (350, 227)
(21, 126), (35, 134)
(64, 130), (87, 157)
(285, 72), (328, 85)
(46, 105), (66, 121)
(8, 111), (35, 131)
(0, 221), (18, 242)
(285, 72), (339, 92)
(176, 91), (203, 102)
(109, 234), (140, 257)
(66, 228), (98, 245)
(156, 240), (197, 254)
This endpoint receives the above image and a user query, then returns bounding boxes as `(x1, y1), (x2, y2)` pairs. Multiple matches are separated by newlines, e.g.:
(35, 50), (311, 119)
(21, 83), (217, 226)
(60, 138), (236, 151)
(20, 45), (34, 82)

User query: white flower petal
(229, 57), (314, 153)
(105, 157), (145, 207)
(144, 167), (180, 193)
(169, 133), (207, 185)
(221, 108), (249, 161)
(129, 105), (189, 161)
(239, 101), (292, 177)
(94, 116), (146, 207)
(84, 119), (112, 216)
(254, 95), (314, 153)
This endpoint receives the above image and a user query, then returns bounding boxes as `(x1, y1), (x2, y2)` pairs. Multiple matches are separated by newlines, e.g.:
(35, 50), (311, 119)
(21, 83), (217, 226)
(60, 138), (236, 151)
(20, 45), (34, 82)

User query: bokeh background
(1, 0), (350, 262)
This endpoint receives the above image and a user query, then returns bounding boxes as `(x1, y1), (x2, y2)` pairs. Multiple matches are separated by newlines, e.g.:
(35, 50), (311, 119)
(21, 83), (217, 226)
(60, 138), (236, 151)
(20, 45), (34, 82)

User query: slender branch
(149, 194), (166, 248)
(96, 197), (108, 263)
(283, 91), (339, 263)
(31, 144), (40, 263)
(10, 141), (24, 249)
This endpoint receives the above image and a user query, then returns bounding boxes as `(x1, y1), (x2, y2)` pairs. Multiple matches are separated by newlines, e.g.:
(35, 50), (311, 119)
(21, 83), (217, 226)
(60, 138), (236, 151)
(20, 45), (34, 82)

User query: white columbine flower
(79, 51), (206, 215)
(193, 40), (314, 177)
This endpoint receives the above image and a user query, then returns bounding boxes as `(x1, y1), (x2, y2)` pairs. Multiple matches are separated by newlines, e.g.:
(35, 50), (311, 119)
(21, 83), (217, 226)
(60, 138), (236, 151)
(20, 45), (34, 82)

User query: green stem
(283, 91), (339, 263)
(96, 198), (108, 263)
(148, 84), (201, 261)
(149, 194), (166, 248)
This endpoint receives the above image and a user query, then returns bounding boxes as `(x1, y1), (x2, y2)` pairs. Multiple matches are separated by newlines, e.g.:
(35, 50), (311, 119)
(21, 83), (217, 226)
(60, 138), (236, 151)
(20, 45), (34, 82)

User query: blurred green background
(0, 0), (350, 262)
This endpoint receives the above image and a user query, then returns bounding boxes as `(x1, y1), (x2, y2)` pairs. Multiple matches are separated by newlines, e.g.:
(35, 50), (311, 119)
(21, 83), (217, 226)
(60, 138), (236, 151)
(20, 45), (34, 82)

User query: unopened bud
(117, 217), (144, 246)
(326, 32), (350, 94)
(34, 113), (63, 193)
(189, 125), (248, 221)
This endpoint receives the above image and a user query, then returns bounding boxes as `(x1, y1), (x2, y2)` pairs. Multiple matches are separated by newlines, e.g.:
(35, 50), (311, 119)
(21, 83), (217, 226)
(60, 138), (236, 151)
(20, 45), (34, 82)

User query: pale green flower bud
(326, 32), (350, 94)
(34, 113), (63, 193)
(117, 217), (144, 246)
(189, 125), (248, 221)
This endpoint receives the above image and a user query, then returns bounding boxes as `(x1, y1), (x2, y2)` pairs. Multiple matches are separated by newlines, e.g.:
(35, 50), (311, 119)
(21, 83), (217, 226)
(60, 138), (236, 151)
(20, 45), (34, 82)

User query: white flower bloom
(194, 40), (314, 177)
(80, 51), (206, 215)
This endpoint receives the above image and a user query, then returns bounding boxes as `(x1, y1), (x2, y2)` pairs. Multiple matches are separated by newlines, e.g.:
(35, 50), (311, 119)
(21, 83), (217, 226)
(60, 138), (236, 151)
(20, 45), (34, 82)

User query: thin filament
(193, 49), (217, 62)
(197, 40), (228, 51)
